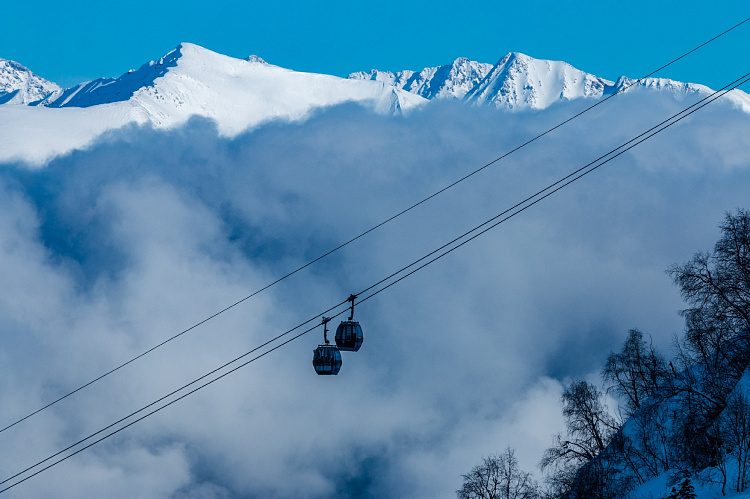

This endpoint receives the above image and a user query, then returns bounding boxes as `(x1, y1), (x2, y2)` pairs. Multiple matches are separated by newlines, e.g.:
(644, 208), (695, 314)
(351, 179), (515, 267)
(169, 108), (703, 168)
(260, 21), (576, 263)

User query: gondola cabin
(335, 294), (364, 352)
(313, 317), (342, 375)
(312, 344), (342, 375)
(335, 320), (363, 352)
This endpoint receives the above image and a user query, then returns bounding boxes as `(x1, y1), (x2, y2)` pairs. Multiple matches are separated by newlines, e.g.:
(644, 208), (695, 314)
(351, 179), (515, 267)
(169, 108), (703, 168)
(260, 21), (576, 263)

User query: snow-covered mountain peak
(495, 51), (529, 64)
(39, 42), (311, 112)
(349, 57), (494, 100)
(613, 75), (708, 97)
(0, 58), (60, 105)
(170, 42), (236, 67)
(38, 42), (274, 109)
(3, 43), (748, 166)
(464, 52), (614, 110)
(245, 55), (268, 65)
(349, 57), (492, 99)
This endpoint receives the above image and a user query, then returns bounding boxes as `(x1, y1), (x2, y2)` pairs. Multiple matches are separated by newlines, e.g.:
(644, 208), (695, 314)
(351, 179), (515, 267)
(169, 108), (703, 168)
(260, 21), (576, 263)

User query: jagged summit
(0, 58), (60, 105)
(349, 52), (748, 112)
(37, 43), (275, 109)
(611, 75), (709, 99)
(351, 52), (614, 110)
(245, 55), (268, 65)
(349, 57), (493, 100)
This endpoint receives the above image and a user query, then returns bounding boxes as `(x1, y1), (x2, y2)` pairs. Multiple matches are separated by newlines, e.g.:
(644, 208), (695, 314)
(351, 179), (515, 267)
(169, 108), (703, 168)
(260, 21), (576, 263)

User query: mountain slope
(39, 48), (179, 108)
(464, 52), (613, 109)
(0, 43), (426, 165)
(0, 59), (60, 105)
(41, 43), (426, 130)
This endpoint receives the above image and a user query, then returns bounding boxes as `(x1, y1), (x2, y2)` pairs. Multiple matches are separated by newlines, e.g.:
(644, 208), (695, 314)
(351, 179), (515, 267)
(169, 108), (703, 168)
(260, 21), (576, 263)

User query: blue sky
(1, 0), (748, 89)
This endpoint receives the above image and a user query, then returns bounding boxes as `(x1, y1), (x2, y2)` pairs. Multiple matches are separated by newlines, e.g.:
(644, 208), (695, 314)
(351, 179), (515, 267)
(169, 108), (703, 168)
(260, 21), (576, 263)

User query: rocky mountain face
(349, 57), (494, 100)
(350, 51), (726, 111)
(0, 58), (60, 105)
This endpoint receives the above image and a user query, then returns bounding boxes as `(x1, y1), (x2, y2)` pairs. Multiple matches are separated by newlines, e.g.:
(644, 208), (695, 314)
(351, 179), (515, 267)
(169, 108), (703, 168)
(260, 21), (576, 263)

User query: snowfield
(0, 43), (425, 166)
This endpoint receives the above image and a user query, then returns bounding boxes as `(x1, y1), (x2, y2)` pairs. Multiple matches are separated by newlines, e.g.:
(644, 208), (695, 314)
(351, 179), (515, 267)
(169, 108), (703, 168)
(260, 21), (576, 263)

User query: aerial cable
(3, 68), (748, 494)
(354, 72), (750, 299)
(354, 73), (750, 306)
(0, 311), (350, 494)
(2, 16), (746, 436)
(0, 301), (352, 491)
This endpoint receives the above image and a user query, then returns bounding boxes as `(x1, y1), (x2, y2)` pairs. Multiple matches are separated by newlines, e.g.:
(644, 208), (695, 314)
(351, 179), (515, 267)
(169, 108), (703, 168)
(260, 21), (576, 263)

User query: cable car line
(4, 17), (747, 435)
(2, 17), (746, 437)
(0, 302), (352, 491)
(353, 72), (750, 302)
(353, 73), (750, 309)
(0, 308), (351, 495)
(3, 69), (748, 494)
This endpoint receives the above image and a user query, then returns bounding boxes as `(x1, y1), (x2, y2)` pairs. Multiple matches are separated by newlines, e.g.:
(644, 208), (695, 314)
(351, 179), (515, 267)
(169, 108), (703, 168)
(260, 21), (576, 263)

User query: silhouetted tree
(670, 209), (750, 338)
(618, 401), (674, 483)
(669, 209), (750, 403)
(540, 381), (624, 497)
(457, 448), (540, 499)
(603, 329), (670, 417)
(717, 388), (750, 492)
(666, 210), (750, 472)
(471, 210), (750, 498)
(541, 381), (619, 467)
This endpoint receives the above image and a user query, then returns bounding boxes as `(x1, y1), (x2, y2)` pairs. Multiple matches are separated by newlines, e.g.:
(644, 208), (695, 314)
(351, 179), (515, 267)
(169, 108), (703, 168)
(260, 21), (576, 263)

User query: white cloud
(0, 93), (748, 497)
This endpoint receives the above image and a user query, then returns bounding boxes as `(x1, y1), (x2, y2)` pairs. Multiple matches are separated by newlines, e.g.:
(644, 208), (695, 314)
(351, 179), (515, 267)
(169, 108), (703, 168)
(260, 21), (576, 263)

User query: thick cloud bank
(0, 91), (749, 497)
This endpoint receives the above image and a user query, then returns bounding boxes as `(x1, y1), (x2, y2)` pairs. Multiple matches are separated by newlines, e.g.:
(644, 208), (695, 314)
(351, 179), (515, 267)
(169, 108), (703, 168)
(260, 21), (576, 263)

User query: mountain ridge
(348, 57), (494, 100)
(349, 51), (749, 112)
(5, 44), (747, 113)
(0, 42), (427, 165)
(1, 42), (749, 166)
